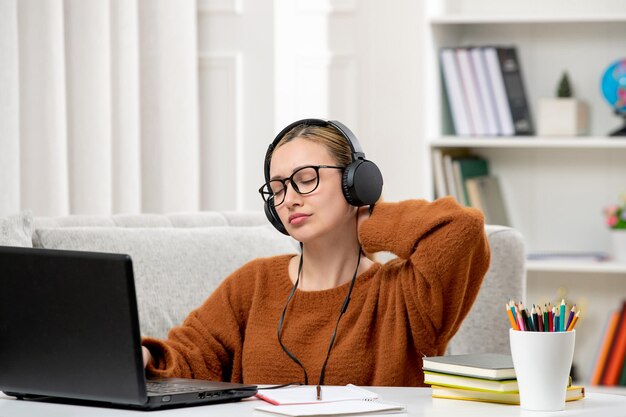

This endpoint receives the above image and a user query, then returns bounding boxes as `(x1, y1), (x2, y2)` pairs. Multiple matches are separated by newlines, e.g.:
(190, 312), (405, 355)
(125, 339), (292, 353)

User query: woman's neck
(292, 232), (373, 292)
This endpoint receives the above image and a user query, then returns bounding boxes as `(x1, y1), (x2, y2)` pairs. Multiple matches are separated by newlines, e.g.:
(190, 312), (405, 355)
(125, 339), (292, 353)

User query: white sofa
(1, 210), (525, 355)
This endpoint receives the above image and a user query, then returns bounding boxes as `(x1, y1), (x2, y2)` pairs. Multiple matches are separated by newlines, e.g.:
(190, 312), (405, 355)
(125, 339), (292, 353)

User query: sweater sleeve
(359, 197), (490, 349)
(142, 264), (253, 382)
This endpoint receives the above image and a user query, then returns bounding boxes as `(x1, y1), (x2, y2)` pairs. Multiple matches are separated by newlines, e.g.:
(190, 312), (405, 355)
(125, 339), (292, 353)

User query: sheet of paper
(256, 385), (379, 405)
(254, 399), (406, 417)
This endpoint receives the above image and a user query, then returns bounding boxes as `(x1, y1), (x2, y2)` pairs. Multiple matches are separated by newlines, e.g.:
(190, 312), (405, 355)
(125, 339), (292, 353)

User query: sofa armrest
(446, 225), (526, 355)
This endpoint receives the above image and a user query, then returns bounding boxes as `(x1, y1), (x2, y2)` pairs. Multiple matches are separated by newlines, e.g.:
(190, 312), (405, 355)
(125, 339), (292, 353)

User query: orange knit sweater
(143, 197), (490, 386)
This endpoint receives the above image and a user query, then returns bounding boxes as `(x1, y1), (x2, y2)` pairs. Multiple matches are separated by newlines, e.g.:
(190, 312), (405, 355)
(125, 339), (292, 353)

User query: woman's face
(269, 138), (355, 242)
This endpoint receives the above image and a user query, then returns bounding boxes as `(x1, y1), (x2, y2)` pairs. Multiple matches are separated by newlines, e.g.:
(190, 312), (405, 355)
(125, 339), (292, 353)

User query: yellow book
(424, 371), (518, 393)
(431, 385), (585, 405)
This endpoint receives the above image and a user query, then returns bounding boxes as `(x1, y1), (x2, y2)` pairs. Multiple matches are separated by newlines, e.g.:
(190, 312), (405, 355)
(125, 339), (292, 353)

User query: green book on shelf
(422, 353), (515, 380)
(452, 156), (489, 206)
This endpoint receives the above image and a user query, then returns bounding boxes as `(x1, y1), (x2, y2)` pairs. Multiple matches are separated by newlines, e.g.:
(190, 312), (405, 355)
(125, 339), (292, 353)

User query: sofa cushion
(0, 211), (33, 247)
(34, 225), (298, 338)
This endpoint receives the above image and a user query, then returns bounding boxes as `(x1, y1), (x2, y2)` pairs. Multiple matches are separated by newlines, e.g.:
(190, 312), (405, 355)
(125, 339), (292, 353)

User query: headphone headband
(264, 119), (365, 182)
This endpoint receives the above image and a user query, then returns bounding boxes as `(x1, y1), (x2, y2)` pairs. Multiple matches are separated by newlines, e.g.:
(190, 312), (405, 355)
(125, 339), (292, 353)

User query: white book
(452, 159), (468, 206)
(440, 48), (473, 136)
(470, 47), (500, 136)
(443, 154), (461, 203)
(432, 149), (447, 198)
(456, 48), (486, 136)
(483, 47), (515, 136)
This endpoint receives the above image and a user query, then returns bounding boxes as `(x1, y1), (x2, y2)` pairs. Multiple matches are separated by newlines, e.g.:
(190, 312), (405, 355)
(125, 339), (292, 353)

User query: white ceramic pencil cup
(509, 329), (576, 411)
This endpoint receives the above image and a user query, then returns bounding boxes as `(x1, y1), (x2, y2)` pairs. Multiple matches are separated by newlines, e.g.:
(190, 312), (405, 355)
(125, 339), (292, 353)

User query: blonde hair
(274, 124), (352, 167)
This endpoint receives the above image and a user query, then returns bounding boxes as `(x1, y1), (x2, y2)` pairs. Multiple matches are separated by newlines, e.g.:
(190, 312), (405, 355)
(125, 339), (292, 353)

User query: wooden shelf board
(526, 260), (626, 274)
(429, 15), (626, 25)
(430, 137), (626, 149)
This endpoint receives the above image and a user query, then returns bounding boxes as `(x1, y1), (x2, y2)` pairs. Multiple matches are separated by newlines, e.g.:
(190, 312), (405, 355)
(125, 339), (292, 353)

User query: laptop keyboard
(146, 381), (207, 394)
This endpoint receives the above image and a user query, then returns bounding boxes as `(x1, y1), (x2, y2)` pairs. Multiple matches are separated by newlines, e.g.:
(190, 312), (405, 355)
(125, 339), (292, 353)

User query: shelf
(429, 15), (626, 25)
(526, 260), (626, 274)
(430, 137), (626, 149)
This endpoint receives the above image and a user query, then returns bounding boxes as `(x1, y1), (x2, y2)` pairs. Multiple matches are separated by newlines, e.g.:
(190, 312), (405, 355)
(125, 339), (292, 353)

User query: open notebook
(256, 384), (379, 405)
(255, 400), (406, 417)
(255, 385), (405, 417)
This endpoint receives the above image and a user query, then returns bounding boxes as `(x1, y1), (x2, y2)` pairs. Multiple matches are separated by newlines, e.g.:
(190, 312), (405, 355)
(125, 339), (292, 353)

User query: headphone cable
(277, 242), (309, 384)
(277, 242), (362, 386)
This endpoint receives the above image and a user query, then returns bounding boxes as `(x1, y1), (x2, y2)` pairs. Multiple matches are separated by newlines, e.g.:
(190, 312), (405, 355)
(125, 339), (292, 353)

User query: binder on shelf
(483, 47), (515, 136)
(440, 48), (473, 136)
(497, 47), (533, 136)
(456, 48), (487, 136)
(470, 47), (500, 136)
(465, 175), (511, 226)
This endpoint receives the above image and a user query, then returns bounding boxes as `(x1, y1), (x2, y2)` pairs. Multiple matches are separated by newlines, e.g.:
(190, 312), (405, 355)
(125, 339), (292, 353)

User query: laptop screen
(0, 247), (148, 405)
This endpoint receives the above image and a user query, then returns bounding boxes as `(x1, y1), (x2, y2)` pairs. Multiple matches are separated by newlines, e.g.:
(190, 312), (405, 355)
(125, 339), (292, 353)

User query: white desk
(1, 387), (626, 417)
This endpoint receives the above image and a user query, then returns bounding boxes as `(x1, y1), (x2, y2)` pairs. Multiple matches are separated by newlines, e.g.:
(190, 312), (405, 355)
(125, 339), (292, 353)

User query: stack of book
(423, 353), (585, 405)
(440, 46), (533, 137)
(431, 150), (510, 226)
(590, 300), (626, 386)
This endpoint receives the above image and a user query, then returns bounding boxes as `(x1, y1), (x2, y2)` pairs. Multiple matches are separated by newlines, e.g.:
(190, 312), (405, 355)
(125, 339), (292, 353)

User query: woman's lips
(289, 213), (310, 225)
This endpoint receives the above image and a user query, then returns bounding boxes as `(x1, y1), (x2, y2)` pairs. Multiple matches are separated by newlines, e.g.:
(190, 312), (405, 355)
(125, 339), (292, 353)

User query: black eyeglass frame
(258, 165), (344, 207)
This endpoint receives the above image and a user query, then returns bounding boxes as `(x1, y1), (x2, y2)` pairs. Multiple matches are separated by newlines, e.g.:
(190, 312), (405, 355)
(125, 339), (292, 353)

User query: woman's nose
(283, 181), (302, 207)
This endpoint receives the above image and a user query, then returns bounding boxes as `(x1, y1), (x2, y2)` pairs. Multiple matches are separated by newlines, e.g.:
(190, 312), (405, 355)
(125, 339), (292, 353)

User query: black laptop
(0, 246), (257, 410)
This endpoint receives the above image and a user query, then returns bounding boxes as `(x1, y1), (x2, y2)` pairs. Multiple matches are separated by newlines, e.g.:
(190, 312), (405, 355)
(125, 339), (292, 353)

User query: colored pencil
(532, 305), (539, 332)
(560, 299), (566, 332)
(567, 311), (580, 331)
(520, 303), (533, 331)
(535, 305), (544, 332)
(555, 310), (561, 332)
(507, 303), (519, 331)
(543, 304), (549, 332)
(566, 305), (576, 330)
(517, 310), (526, 331)
(509, 300), (517, 319)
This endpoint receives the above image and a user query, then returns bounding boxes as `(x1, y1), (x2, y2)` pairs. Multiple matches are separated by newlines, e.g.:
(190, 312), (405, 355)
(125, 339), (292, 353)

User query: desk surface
(2, 387), (626, 417)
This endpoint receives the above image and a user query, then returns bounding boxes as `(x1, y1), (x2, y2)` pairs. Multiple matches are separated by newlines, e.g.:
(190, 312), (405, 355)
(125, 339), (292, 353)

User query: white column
(0, 0), (20, 216)
(64, 0), (113, 214)
(17, 0), (69, 216)
(139, 0), (200, 213)
(111, 0), (142, 214)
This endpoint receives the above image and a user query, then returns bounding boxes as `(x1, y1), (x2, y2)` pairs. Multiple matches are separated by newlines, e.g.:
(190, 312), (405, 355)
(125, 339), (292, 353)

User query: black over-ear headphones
(263, 119), (383, 235)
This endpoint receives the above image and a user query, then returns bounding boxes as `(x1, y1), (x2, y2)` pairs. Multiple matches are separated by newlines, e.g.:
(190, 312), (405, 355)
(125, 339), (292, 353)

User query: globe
(601, 58), (626, 135)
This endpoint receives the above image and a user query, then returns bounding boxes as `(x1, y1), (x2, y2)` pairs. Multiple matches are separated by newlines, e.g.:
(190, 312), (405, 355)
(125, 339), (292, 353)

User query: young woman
(142, 119), (490, 387)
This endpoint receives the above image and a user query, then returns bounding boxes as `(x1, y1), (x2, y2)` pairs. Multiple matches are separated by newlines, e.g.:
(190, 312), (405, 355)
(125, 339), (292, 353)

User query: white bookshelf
(422, 0), (626, 384)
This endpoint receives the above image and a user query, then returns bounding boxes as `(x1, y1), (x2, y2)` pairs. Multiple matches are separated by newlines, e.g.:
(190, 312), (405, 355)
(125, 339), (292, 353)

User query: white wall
(2, 0), (424, 215)
(197, 0), (275, 211)
(270, 0), (425, 206)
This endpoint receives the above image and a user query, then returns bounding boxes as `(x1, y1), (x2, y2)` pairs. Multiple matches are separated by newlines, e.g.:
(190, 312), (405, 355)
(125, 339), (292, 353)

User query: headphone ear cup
(342, 160), (383, 206)
(264, 201), (289, 235)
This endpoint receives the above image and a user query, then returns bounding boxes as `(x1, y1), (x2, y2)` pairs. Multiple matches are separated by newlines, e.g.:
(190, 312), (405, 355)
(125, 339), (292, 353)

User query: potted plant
(603, 194), (626, 262)
(537, 71), (589, 136)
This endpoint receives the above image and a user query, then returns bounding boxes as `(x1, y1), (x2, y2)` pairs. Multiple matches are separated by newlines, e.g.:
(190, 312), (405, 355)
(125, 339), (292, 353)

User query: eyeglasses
(259, 165), (344, 207)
